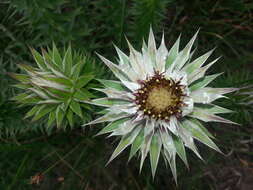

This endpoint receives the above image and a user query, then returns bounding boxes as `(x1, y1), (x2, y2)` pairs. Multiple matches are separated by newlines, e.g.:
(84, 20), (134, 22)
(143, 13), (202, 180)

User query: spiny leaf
(150, 133), (162, 178)
(8, 73), (30, 83)
(183, 49), (214, 74)
(182, 119), (221, 153)
(194, 104), (233, 114)
(166, 35), (180, 69)
(52, 43), (62, 66)
(172, 135), (188, 167)
(56, 105), (65, 127)
(48, 111), (56, 127)
(76, 75), (94, 89)
(66, 109), (74, 127)
(11, 93), (30, 102)
(30, 48), (48, 70)
(73, 90), (90, 101)
(96, 118), (129, 136)
(189, 73), (222, 91)
(32, 105), (55, 122)
(129, 129), (144, 161)
(44, 76), (73, 87)
(43, 87), (70, 99)
(97, 79), (126, 91)
(24, 105), (42, 119)
(70, 101), (82, 118)
(71, 61), (84, 79)
(108, 126), (141, 164)
(63, 45), (72, 77)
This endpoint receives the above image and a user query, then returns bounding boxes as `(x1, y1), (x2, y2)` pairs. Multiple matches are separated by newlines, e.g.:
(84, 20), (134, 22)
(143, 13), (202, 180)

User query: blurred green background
(1, 0), (253, 189)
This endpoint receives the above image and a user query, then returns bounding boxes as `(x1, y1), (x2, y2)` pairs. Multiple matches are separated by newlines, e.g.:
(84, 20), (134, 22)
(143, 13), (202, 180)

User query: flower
(11, 45), (95, 131)
(85, 29), (237, 182)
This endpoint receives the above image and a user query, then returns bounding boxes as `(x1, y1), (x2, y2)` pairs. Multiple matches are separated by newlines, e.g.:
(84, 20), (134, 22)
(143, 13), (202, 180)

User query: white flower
(84, 28), (237, 182)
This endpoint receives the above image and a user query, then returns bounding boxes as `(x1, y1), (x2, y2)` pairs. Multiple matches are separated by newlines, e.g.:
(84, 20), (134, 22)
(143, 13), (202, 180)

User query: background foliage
(0, 0), (253, 189)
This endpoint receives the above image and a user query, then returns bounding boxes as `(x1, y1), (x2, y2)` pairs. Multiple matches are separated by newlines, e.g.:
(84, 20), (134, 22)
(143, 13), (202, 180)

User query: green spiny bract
(10, 44), (95, 130)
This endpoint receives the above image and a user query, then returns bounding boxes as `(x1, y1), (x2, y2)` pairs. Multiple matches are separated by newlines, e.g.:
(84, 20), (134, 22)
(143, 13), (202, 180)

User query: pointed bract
(91, 27), (236, 181)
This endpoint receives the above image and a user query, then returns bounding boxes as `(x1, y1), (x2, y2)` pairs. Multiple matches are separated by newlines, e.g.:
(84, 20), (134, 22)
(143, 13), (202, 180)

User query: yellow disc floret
(134, 71), (186, 121)
(146, 87), (179, 112)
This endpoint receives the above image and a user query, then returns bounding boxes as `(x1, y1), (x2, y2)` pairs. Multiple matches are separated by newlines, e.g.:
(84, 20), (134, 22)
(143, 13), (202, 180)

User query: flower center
(134, 72), (186, 121)
(146, 87), (179, 111)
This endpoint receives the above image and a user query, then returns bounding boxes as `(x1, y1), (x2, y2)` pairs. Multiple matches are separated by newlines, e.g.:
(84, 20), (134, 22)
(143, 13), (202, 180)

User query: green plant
(10, 45), (96, 132)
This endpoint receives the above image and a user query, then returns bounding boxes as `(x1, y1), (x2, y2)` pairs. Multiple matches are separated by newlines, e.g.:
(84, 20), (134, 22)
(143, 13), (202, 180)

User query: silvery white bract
(84, 28), (237, 182)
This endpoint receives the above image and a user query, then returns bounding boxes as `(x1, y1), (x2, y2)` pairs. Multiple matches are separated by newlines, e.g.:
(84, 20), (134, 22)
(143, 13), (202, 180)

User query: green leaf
(189, 108), (237, 124)
(70, 101), (82, 118)
(164, 150), (177, 185)
(18, 64), (36, 74)
(108, 126), (142, 164)
(189, 73), (222, 91)
(56, 105), (65, 127)
(176, 30), (199, 70)
(188, 119), (214, 139)
(188, 58), (220, 84)
(182, 119), (221, 153)
(172, 135), (188, 167)
(96, 118), (129, 136)
(159, 130), (178, 184)
(194, 104), (232, 114)
(21, 96), (42, 104)
(80, 103), (92, 111)
(75, 75), (94, 89)
(150, 133), (162, 178)
(71, 61), (84, 79)
(129, 129), (144, 161)
(42, 49), (65, 77)
(11, 93), (30, 102)
(97, 108), (110, 115)
(140, 132), (153, 172)
(31, 48), (48, 70)
(89, 98), (128, 107)
(114, 45), (130, 66)
(166, 35), (180, 69)
(44, 76), (73, 87)
(52, 43), (62, 66)
(32, 105), (55, 122)
(36, 99), (61, 105)
(191, 87), (237, 104)
(63, 46), (72, 77)
(73, 90), (90, 101)
(183, 49), (214, 74)
(97, 53), (130, 83)
(83, 111), (127, 127)
(48, 111), (56, 127)
(9, 73), (30, 83)
(12, 84), (32, 89)
(66, 109), (74, 127)
(29, 87), (50, 99)
(13, 93), (42, 104)
(24, 105), (42, 119)
(79, 89), (95, 98)
(43, 87), (70, 99)
(97, 79), (126, 91)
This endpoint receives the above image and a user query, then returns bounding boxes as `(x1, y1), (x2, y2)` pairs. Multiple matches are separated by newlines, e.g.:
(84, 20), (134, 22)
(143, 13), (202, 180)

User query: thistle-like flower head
(11, 45), (95, 131)
(86, 29), (237, 182)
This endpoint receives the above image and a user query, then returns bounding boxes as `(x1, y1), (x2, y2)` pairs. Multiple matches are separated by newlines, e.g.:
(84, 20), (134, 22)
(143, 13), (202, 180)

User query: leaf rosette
(11, 45), (95, 130)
